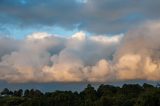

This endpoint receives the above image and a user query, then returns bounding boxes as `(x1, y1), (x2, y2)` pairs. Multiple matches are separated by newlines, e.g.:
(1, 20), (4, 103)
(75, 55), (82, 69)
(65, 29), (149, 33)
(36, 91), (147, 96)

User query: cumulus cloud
(0, 31), (121, 83)
(0, 21), (160, 83)
(0, 37), (20, 59)
(115, 21), (160, 81)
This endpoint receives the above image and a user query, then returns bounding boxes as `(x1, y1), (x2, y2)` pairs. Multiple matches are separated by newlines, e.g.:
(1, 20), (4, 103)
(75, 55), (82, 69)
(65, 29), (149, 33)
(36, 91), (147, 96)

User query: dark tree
(13, 89), (23, 97)
(143, 83), (154, 89)
(1, 88), (10, 96)
(0, 83), (159, 106)
(24, 89), (30, 97)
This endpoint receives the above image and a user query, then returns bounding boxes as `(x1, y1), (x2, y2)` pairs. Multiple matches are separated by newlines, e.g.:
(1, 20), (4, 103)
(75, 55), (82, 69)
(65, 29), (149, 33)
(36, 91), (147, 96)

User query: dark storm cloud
(0, 0), (160, 34)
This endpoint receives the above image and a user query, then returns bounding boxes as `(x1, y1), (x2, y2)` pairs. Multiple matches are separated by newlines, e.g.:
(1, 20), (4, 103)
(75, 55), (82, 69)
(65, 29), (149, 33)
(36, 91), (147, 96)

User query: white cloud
(90, 34), (123, 44)
(71, 31), (86, 41)
(27, 32), (51, 40)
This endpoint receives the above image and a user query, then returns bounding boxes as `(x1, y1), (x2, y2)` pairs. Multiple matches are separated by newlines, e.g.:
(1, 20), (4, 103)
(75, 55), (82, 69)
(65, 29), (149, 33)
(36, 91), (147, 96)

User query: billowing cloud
(0, 37), (20, 59)
(0, 31), (121, 83)
(0, 21), (160, 83)
(115, 21), (160, 81)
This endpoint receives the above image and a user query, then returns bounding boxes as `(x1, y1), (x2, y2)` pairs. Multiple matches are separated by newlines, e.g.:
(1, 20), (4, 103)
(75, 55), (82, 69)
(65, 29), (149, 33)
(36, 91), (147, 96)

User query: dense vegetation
(0, 83), (160, 106)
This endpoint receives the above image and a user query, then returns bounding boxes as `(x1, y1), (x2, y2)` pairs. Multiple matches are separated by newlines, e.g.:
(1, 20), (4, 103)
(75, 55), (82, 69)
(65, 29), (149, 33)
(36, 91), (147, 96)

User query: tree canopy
(0, 83), (160, 106)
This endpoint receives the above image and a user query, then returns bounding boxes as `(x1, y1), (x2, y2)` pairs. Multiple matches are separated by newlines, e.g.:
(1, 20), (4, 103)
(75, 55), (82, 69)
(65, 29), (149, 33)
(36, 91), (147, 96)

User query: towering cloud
(0, 21), (160, 83)
(115, 21), (160, 81)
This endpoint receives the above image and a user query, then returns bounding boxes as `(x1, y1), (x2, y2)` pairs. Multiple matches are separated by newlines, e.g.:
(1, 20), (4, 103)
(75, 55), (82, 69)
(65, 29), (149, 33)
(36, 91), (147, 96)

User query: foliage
(0, 83), (160, 106)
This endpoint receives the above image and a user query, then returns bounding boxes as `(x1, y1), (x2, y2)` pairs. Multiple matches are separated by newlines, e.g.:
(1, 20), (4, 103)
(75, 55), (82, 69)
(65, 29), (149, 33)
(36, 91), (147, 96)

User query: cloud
(0, 31), (121, 83)
(0, 21), (160, 83)
(115, 21), (160, 81)
(1, 0), (160, 34)
(0, 37), (20, 59)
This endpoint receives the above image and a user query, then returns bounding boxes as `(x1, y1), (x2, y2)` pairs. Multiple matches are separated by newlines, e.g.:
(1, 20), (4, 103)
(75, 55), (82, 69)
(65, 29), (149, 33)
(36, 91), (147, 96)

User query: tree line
(0, 83), (160, 106)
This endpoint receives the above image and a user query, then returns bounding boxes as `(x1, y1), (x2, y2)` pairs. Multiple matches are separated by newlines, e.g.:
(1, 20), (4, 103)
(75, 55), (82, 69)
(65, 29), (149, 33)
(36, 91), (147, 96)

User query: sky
(0, 0), (160, 91)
